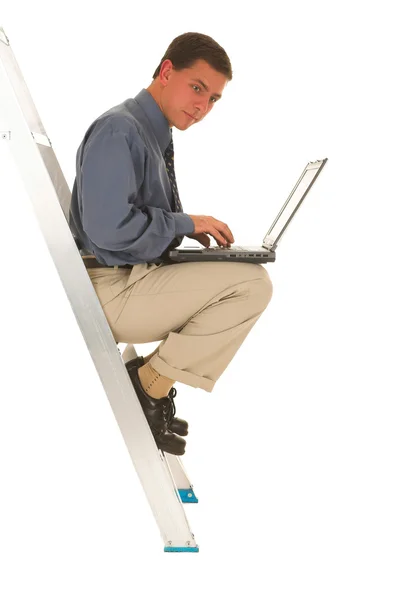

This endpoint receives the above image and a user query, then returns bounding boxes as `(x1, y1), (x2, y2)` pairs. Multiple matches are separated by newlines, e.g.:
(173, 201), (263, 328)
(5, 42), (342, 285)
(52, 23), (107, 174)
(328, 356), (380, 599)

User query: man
(69, 32), (273, 456)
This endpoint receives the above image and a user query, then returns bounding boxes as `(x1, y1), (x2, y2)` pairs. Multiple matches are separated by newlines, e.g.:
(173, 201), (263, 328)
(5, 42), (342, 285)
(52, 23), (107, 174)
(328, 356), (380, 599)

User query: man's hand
(186, 232), (211, 247)
(187, 215), (235, 247)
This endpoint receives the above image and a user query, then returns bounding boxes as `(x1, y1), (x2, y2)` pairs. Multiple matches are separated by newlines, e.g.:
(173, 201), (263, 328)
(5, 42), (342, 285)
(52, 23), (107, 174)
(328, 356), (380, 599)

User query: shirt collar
(133, 88), (172, 154)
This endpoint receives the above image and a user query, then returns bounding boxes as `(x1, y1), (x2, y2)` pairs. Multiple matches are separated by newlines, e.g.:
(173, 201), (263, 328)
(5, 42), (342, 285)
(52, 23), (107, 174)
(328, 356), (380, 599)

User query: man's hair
(152, 32), (233, 81)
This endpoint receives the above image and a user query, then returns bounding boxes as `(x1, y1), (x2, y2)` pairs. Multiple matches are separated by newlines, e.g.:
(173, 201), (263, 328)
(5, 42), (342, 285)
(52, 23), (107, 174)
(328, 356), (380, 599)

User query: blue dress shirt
(69, 88), (195, 265)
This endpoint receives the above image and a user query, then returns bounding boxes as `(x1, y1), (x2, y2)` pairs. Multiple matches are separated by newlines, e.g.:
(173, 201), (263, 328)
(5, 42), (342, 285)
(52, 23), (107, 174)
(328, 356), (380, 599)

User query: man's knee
(249, 265), (273, 311)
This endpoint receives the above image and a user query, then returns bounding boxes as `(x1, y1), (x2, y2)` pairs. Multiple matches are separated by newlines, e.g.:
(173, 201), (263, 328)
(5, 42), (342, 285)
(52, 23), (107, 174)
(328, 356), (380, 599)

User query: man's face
(159, 59), (228, 130)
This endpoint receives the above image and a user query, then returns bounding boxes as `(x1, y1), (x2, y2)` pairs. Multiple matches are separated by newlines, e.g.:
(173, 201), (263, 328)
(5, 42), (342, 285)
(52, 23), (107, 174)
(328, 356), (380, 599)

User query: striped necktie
(164, 136), (183, 213)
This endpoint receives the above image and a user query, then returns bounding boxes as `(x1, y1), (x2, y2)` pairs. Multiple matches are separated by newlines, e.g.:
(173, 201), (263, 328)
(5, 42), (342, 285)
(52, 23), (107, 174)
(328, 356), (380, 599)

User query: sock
(138, 362), (175, 399)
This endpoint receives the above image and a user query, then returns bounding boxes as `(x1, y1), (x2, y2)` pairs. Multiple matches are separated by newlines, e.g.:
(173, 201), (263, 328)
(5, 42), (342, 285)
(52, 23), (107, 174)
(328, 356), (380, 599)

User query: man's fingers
(198, 233), (211, 247)
(214, 219), (234, 243)
(210, 227), (230, 247)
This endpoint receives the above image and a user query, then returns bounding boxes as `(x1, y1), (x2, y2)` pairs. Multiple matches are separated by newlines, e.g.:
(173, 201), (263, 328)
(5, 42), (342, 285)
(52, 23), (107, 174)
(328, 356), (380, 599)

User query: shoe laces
(162, 387), (177, 424)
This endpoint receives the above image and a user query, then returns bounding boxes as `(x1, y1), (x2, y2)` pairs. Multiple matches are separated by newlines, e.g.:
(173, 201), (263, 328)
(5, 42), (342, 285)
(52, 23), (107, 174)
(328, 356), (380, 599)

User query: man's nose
(193, 98), (209, 116)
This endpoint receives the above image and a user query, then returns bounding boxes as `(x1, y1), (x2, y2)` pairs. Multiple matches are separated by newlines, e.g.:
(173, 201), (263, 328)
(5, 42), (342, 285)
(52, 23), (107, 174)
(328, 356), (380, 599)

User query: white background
(1, 1), (399, 598)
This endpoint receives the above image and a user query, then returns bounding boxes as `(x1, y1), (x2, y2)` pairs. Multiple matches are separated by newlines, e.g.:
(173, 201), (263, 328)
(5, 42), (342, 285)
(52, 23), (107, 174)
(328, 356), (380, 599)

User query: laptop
(167, 158), (328, 264)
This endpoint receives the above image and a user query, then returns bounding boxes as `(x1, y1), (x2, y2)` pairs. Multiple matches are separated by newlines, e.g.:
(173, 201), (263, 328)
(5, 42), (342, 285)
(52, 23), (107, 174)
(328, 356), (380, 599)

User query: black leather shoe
(125, 361), (186, 456)
(125, 356), (189, 437)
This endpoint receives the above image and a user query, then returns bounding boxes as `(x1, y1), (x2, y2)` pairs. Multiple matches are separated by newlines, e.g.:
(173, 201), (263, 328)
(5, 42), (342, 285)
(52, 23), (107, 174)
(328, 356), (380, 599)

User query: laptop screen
(263, 158), (328, 250)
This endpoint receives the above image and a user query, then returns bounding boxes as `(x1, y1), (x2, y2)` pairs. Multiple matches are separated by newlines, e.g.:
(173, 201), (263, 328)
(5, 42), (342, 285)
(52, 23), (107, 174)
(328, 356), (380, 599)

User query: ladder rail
(0, 24), (199, 551)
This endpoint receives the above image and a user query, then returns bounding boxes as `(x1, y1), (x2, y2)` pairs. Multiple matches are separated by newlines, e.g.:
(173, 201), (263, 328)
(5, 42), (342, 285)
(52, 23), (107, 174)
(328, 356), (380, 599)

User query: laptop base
(167, 249), (276, 264)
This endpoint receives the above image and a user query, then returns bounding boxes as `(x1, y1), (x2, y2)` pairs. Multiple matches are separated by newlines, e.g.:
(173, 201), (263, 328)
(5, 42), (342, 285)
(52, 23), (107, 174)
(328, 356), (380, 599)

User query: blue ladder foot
(178, 488), (199, 503)
(164, 546), (199, 553)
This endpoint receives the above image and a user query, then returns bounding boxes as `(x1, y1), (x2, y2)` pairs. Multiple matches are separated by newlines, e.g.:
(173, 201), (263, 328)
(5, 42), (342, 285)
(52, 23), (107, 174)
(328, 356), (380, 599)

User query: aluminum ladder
(0, 24), (199, 553)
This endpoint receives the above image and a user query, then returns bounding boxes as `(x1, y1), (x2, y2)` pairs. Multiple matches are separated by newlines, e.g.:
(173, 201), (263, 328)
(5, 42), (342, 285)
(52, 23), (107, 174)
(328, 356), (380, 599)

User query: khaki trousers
(87, 261), (273, 392)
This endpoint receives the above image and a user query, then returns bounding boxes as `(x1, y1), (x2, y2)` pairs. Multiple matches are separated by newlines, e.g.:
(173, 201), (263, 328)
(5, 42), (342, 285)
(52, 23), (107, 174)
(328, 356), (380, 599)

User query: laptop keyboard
(207, 246), (246, 251)
(206, 246), (263, 252)
(178, 246), (270, 256)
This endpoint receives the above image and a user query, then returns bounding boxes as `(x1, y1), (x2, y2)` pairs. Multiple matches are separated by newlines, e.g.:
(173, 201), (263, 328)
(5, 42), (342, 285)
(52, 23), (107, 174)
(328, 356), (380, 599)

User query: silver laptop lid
(263, 158), (328, 251)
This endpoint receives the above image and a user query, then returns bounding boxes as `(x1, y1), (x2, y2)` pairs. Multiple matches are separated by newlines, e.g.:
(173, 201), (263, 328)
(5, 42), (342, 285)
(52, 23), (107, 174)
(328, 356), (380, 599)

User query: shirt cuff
(173, 212), (195, 236)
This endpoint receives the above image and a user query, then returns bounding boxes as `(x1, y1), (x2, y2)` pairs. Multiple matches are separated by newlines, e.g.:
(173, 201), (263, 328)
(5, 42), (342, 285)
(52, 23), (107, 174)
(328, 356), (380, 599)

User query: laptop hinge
(262, 236), (275, 251)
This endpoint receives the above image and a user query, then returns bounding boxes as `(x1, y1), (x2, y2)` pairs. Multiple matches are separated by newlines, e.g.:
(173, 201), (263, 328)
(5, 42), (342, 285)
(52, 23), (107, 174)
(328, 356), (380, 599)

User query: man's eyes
(192, 85), (217, 103)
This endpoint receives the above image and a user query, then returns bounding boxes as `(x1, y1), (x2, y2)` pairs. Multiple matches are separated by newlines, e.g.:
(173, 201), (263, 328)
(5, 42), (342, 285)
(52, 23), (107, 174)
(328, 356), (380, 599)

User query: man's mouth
(184, 111), (196, 120)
